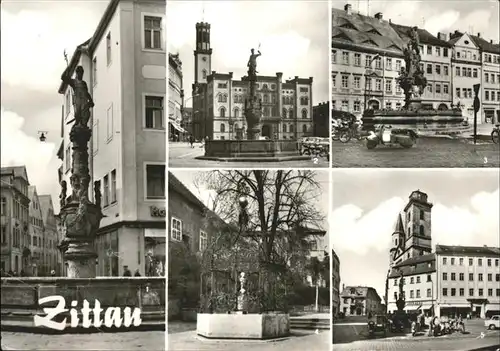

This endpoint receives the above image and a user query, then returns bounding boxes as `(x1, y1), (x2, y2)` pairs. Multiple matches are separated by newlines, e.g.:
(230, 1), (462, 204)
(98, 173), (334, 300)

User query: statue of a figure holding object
(61, 65), (94, 127)
(247, 48), (261, 78)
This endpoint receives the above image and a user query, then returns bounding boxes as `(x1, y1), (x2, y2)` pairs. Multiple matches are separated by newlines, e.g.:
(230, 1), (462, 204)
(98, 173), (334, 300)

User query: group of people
(1, 268), (57, 277)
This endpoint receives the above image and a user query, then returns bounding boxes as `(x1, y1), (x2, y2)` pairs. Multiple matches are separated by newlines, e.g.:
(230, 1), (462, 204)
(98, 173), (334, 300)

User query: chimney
(491, 40), (494, 44)
(344, 4), (352, 14)
(437, 32), (447, 41)
(389, 19), (392, 24)
(375, 12), (383, 20)
(477, 33), (481, 38)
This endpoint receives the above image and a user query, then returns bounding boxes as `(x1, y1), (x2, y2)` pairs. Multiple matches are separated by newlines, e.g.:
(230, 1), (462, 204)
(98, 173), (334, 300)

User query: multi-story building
(470, 33), (500, 124)
(57, 0), (166, 277)
(181, 107), (193, 138)
(168, 52), (186, 141)
(191, 22), (314, 141)
(332, 249), (341, 317)
(391, 25), (453, 109)
(28, 186), (45, 276)
(332, 5), (406, 118)
(340, 285), (383, 316)
(387, 190), (437, 315)
(39, 195), (61, 275)
(435, 245), (500, 319)
(0, 166), (30, 274)
(312, 102), (330, 137)
(448, 30), (483, 123)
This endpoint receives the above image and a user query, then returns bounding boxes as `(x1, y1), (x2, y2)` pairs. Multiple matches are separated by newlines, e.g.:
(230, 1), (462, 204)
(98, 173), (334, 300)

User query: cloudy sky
(167, 1), (329, 107)
(170, 170), (330, 234)
(333, 0), (500, 42)
(331, 169), (500, 300)
(1, 1), (108, 211)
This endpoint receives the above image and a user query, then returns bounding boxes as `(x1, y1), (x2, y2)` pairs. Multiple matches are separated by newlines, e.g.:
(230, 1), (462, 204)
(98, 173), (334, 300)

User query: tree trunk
(315, 283), (319, 313)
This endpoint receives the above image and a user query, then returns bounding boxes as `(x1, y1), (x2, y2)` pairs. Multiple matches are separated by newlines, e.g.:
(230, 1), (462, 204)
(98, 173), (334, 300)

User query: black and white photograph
(331, 169), (500, 350)
(167, 1), (330, 168)
(167, 170), (330, 350)
(1, 1), (166, 350)
(331, 0), (500, 167)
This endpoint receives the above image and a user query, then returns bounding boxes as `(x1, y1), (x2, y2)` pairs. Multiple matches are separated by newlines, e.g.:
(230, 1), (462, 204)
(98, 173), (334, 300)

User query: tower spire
(202, 2), (205, 22)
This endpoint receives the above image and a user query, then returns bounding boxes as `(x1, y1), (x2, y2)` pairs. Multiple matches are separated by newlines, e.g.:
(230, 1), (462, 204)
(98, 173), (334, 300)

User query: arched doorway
(438, 103), (448, 111)
(262, 124), (271, 139)
(367, 99), (380, 110)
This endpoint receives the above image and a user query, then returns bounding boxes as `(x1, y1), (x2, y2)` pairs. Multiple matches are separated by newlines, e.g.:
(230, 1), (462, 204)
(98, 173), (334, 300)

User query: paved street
(332, 137), (499, 168)
(334, 318), (500, 350)
(1, 331), (165, 350)
(168, 143), (328, 168)
(168, 329), (329, 351)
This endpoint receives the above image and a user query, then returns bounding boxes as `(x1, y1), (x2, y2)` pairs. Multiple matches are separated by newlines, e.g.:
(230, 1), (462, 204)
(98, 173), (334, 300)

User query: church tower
(193, 22), (212, 84)
(389, 213), (406, 268)
(402, 190), (433, 260)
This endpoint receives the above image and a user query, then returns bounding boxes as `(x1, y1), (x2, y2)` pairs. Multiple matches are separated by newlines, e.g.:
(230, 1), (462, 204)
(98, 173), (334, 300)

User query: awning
(421, 303), (433, 310)
(145, 229), (165, 238)
(169, 120), (187, 133)
(405, 305), (422, 311)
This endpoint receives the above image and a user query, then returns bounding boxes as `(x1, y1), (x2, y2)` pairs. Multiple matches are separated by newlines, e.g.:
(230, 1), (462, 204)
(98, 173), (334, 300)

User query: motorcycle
(492, 124), (499, 144)
(366, 125), (418, 149)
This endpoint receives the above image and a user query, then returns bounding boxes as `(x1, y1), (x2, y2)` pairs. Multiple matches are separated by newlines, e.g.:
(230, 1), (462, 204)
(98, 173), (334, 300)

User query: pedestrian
(189, 135), (194, 148)
(123, 265), (132, 277)
(134, 269), (141, 277)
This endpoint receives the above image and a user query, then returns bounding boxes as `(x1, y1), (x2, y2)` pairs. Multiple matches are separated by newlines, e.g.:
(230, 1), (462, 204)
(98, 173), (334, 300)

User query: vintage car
(368, 315), (389, 337)
(485, 315), (500, 330)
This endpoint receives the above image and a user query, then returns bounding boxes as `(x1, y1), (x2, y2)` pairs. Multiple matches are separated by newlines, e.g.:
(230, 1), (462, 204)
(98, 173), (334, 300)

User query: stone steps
(290, 317), (330, 330)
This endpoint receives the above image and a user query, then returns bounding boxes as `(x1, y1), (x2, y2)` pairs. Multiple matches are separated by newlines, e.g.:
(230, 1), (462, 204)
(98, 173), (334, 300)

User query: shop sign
(149, 206), (166, 218)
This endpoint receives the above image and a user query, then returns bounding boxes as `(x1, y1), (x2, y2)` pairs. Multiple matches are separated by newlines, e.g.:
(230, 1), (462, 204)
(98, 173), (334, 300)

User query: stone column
(244, 77), (263, 140)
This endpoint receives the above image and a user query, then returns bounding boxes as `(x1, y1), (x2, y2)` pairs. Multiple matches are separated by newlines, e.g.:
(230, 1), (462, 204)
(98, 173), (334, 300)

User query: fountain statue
(362, 26), (467, 135)
(244, 48), (263, 140)
(236, 272), (248, 313)
(58, 65), (104, 278)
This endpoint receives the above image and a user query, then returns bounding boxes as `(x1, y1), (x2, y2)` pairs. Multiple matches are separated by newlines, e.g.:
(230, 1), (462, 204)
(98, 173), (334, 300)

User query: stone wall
(0, 277), (165, 333)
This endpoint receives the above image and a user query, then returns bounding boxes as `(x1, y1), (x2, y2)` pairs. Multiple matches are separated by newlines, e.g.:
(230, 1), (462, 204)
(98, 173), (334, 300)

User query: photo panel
(167, 169), (331, 350)
(1, 0), (167, 350)
(331, 169), (500, 349)
(331, 0), (500, 168)
(167, 0), (331, 169)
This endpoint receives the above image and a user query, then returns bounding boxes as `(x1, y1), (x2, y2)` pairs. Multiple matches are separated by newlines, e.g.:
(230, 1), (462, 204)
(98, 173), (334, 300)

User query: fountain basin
(196, 312), (290, 339)
(196, 140), (309, 162)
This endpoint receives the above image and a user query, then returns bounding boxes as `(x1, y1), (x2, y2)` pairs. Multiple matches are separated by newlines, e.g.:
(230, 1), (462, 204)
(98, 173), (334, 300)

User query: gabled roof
(393, 213), (405, 234)
(469, 34), (500, 54)
(390, 23), (453, 48)
(168, 172), (206, 210)
(389, 253), (436, 278)
(1, 166), (30, 185)
(435, 245), (500, 256)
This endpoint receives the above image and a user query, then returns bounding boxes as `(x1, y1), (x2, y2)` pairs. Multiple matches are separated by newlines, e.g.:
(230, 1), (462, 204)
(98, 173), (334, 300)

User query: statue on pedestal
(61, 66), (95, 127)
(247, 48), (261, 78)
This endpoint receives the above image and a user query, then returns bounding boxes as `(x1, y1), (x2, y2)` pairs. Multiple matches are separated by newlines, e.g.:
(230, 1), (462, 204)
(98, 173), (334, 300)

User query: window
(469, 288), (474, 296)
(451, 257), (455, 265)
(488, 289), (493, 297)
(386, 58), (392, 70)
(443, 257), (447, 265)
(342, 52), (349, 65)
(171, 218), (182, 241)
(332, 75), (336, 88)
(494, 75), (497, 84)
(301, 109), (308, 119)
(145, 96), (164, 129)
(443, 65), (448, 76)
(106, 104), (113, 141)
(459, 273), (464, 281)
(202, 69), (207, 79)
(416, 276), (420, 283)
(486, 91), (490, 100)
(375, 56), (382, 69)
(394, 279), (397, 286)
(497, 289), (500, 297)
(354, 76), (361, 89)
(462, 67), (466, 76)
(106, 32), (112, 65)
(469, 258), (473, 265)
(485, 73), (489, 82)
(451, 273), (456, 281)
(427, 45), (432, 55)
(442, 288), (448, 296)
(443, 48), (448, 57)
(92, 57), (97, 86)
(199, 230), (207, 251)
(103, 175), (109, 207)
(459, 258), (463, 265)
(146, 164), (165, 199)
(479, 289), (484, 296)
(354, 53), (361, 66)
(365, 55), (372, 67)
(396, 60), (401, 72)
(451, 288), (456, 296)
(469, 273), (474, 280)
(341, 100), (349, 111)
(419, 225), (424, 235)
(426, 64), (432, 74)
(92, 121), (99, 155)
(332, 50), (337, 63)
(110, 169), (116, 203)
(467, 68), (471, 77)
(435, 65), (441, 75)
(478, 259), (482, 266)
(366, 78), (372, 90)
(282, 108), (287, 119)
(473, 68), (478, 78)
(353, 101), (361, 112)
(488, 273), (492, 281)
(458, 288), (464, 296)
(341, 75), (348, 88)
(144, 15), (162, 49)
(375, 79), (382, 91)
(456, 67), (460, 76)
(220, 107), (226, 118)
(428, 84), (433, 93)
(234, 108), (240, 118)
(410, 277), (414, 284)
(427, 288), (431, 297)
(385, 79), (392, 92)
(496, 259), (499, 267)
(0, 197), (6, 215)
(443, 272), (447, 280)
(410, 290), (414, 298)
(436, 84), (441, 94)
(478, 273), (483, 281)
(443, 84), (449, 94)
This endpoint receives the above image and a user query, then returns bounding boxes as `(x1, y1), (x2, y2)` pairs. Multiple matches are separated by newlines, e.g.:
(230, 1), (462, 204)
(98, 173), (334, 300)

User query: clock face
(202, 57), (207, 62)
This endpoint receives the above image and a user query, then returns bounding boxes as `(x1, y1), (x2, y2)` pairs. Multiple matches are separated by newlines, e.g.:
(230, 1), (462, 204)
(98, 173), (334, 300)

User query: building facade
(0, 166), (30, 274)
(168, 52), (187, 141)
(332, 5), (406, 118)
(38, 195), (61, 275)
(28, 187), (46, 276)
(340, 285), (383, 316)
(435, 245), (500, 319)
(58, 0), (166, 277)
(192, 22), (314, 140)
(332, 249), (341, 317)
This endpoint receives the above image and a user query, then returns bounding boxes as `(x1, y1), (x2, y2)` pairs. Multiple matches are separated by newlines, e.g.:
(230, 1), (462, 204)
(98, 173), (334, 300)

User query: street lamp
(38, 131), (48, 142)
(363, 54), (381, 111)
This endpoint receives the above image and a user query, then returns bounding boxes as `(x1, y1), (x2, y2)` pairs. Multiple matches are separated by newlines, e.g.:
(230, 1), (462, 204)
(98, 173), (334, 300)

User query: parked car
(368, 315), (389, 337)
(484, 315), (500, 330)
